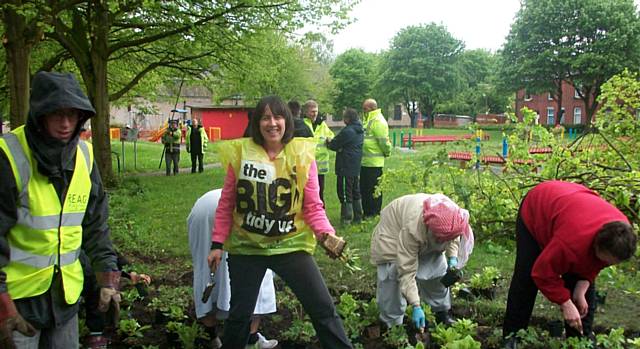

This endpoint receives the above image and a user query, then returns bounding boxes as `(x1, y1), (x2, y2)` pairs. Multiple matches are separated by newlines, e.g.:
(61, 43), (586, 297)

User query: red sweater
(520, 181), (628, 304)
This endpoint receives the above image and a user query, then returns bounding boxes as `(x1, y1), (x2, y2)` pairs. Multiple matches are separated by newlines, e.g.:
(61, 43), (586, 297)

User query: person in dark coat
(327, 108), (364, 224)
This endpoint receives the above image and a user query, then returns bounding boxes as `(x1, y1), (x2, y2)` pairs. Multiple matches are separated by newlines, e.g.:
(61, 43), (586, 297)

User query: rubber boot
(340, 202), (353, 225)
(352, 199), (363, 223)
(435, 310), (456, 326)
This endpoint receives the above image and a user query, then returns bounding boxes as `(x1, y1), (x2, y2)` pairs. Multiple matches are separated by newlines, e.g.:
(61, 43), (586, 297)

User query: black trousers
(359, 167), (383, 217)
(190, 152), (204, 173)
(337, 175), (361, 204)
(223, 252), (352, 349)
(318, 174), (325, 204)
(503, 212), (597, 338)
(165, 150), (180, 175)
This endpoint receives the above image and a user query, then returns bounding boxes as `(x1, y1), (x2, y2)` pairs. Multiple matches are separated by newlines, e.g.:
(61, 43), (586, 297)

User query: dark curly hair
(594, 221), (637, 261)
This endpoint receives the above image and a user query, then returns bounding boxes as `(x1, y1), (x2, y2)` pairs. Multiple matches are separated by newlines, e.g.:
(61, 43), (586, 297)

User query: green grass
(108, 128), (640, 337)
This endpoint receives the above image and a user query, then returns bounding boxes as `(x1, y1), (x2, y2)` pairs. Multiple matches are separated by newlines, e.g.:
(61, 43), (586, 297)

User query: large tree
(376, 23), (464, 128)
(501, 0), (640, 125)
(8, 0), (356, 185)
(329, 48), (377, 115)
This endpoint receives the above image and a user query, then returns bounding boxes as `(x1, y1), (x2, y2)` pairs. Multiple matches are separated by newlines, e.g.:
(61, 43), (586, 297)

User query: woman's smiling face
(259, 105), (285, 146)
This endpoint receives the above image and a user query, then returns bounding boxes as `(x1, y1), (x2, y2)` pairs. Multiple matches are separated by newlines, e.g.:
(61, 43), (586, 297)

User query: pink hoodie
(212, 161), (335, 244)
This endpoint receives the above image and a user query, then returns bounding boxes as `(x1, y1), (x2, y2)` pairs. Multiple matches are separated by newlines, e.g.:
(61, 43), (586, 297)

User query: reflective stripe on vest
(0, 126), (91, 303)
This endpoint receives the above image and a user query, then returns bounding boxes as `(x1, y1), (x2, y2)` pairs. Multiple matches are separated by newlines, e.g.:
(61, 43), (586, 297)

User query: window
(524, 90), (532, 101)
(548, 93), (554, 101)
(574, 88), (581, 99)
(394, 104), (402, 120)
(573, 107), (582, 124)
(547, 107), (555, 125)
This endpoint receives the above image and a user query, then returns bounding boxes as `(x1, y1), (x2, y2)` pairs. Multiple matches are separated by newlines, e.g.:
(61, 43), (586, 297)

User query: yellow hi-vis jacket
(304, 118), (334, 174)
(362, 108), (391, 168)
(218, 138), (318, 255)
(0, 126), (91, 304)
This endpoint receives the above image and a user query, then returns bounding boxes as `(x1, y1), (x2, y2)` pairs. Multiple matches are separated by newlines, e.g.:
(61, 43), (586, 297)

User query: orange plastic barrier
(109, 128), (120, 140)
(207, 127), (221, 141)
(149, 126), (168, 142)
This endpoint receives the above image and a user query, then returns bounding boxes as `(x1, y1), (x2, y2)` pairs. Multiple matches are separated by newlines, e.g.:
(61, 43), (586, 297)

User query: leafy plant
(337, 293), (366, 340)
(361, 298), (380, 326)
(515, 328), (545, 349)
(469, 266), (501, 290)
(627, 337), (640, 348)
(596, 328), (626, 349)
(431, 324), (463, 345)
(383, 324), (411, 348)
(118, 318), (151, 338)
(166, 321), (208, 349)
(444, 335), (481, 349)
(451, 318), (477, 338)
(281, 317), (317, 343)
(562, 336), (594, 349)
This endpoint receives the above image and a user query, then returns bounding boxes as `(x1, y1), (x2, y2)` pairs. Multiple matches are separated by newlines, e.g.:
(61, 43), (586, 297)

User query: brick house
(515, 81), (590, 125)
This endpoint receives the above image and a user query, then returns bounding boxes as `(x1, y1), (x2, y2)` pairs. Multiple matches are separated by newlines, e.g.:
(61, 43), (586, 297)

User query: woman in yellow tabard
(207, 95), (353, 348)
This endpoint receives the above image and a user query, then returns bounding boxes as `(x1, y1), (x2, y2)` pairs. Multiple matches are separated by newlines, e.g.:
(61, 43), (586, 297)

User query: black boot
(435, 310), (455, 326)
(340, 202), (353, 225)
(503, 336), (518, 349)
(352, 199), (363, 223)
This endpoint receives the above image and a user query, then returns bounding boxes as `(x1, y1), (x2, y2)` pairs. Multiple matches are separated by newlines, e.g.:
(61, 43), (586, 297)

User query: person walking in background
(327, 108), (364, 225)
(303, 100), (334, 204)
(370, 194), (474, 331)
(360, 98), (391, 217)
(186, 118), (209, 173)
(502, 180), (637, 348)
(188, 190), (278, 349)
(162, 119), (181, 176)
(207, 95), (352, 349)
(288, 100), (313, 138)
(0, 71), (120, 349)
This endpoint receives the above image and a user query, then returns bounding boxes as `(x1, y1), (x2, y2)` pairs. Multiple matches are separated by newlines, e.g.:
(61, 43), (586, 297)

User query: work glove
(319, 233), (346, 259)
(96, 272), (122, 326)
(0, 293), (36, 349)
(412, 305), (426, 330)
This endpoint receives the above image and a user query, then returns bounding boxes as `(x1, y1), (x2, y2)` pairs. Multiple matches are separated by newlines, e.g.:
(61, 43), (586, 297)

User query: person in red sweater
(502, 181), (636, 347)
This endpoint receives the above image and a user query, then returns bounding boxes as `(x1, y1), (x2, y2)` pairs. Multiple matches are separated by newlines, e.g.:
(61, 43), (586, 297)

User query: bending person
(189, 189), (278, 349)
(370, 194), (474, 330)
(502, 181), (637, 348)
(208, 95), (352, 349)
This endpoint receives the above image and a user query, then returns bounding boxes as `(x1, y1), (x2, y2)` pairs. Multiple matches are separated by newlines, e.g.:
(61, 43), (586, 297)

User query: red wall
(515, 81), (594, 125)
(192, 108), (250, 140)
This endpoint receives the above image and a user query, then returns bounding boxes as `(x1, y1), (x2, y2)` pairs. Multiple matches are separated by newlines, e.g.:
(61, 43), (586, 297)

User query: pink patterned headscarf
(423, 194), (474, 267)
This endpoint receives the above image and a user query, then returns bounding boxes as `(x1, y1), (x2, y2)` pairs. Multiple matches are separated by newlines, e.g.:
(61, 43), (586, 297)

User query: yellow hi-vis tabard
(0, 126), (92, 304)
(218, 138), (317, 255)
(303, 118), (334, 174)
(362, 108), (391, 168)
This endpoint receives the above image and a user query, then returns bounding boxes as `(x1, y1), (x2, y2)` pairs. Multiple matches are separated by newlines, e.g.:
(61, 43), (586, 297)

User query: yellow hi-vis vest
(218, 138), (317, 255)
(362, 108), (391, 168)
(303, 118), (334, 174)
(0, 126), (92, 304)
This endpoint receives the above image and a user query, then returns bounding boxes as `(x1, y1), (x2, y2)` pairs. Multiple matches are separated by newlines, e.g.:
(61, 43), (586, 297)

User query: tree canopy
(329, 48), (377, 116)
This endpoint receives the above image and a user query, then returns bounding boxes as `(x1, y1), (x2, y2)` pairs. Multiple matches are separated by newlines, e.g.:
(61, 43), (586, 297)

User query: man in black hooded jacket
(0, 71), (120, 349)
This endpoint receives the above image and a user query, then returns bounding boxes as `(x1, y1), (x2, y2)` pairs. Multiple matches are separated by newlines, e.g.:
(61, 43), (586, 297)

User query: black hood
(349, 120), (364, 134)
(25, 71), (96, 178)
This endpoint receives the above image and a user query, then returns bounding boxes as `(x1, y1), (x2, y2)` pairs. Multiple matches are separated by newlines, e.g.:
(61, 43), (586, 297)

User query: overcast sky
(328, 0), (640, 55)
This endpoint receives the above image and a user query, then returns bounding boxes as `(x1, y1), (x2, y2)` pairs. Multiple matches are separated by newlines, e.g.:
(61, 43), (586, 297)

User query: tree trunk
(2, 3), (42, 129)
(87, 0), (114, 186)
(555, 81), (563, 126)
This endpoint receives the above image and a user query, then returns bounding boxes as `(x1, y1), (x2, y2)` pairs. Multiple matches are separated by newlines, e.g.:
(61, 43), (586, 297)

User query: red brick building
(515, 81), (589, 125)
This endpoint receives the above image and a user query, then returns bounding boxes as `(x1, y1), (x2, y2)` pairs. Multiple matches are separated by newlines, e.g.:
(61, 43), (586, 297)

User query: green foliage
(562, 336), (594, 349)
(469, 266), (502, 290)
(337, 292), (366, 340)
(149, 285), (191, 320)
(118, 318), (151, 338)
(361, 298), (380, 326)
(166, 321), (208, 349)
(444, 335), (481, 349)
(329, 48), (378, 114)
(383, 325), (411, 348)
(376, 22), (464, 123)
(596, 328), (626, 349)
(281, 317), (317, 343)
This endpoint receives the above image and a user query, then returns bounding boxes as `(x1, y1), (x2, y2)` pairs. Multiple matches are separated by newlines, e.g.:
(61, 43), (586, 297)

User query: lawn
(105, 127), (640, 348)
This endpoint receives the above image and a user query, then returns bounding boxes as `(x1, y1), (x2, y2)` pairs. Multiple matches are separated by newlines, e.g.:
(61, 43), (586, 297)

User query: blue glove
(447, 256), (458, 269)
(412, 305), (426, 329)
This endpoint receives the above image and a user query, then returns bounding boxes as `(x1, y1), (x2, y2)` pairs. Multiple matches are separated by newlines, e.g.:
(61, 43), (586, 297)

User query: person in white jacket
(188, 189), (278, 349)
(370, 194), (474, 330)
